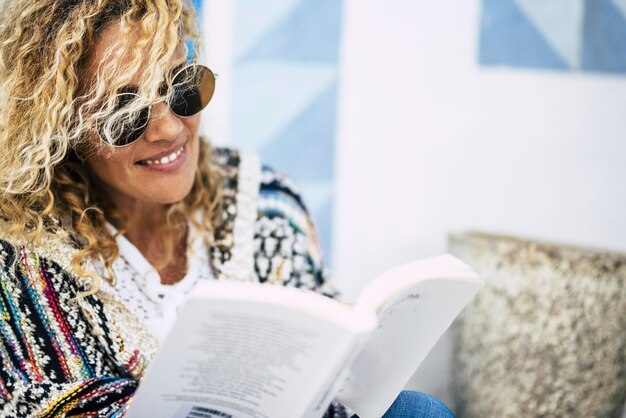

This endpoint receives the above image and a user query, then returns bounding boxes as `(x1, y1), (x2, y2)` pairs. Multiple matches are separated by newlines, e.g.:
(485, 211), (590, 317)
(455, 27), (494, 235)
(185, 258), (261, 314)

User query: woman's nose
(141, 101), (184, 143)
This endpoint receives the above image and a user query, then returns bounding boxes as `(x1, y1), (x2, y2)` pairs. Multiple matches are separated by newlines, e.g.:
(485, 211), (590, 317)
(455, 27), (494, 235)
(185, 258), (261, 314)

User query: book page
(336, 255), (482, 418)
(125, 281), (376, 418)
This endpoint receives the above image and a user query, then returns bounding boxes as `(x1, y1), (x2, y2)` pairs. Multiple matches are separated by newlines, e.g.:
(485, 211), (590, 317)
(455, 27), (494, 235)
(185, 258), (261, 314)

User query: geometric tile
(479, 0), (626, 74)
(515, 0), (584, 68)
(232, 62), (336, 151)
(238, 0), (343, 63)
(234, 0), (300, 60)
(582, 0), (626, 72)
(231, 0), (343, 262)
(260, 80), (338, 182)
(479, 0), (568, 70)
(298, 181), (334, 214)
(310, 198), (334, 265)
(612, 0), (626, 18)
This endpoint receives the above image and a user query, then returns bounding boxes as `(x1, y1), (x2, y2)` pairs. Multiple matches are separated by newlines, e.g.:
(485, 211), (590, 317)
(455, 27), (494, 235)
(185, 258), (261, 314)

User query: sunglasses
(98, 63), (216, 147)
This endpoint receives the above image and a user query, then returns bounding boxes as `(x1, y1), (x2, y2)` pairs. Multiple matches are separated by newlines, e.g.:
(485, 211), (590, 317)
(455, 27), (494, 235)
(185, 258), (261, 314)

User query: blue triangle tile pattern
(479, 0), (626, 74)
(238, 0), (342, 64)
(479, 0), (568, 70)
(231, 0), (343, 265)
(313, 199), (334, 266)
(260, 80), (338, 182)
(582, 0), (626, 72)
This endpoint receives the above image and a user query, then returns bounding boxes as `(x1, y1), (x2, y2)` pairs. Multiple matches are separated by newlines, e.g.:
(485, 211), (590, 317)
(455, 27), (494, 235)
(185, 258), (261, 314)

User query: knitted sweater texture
(0, 147), (348, 417)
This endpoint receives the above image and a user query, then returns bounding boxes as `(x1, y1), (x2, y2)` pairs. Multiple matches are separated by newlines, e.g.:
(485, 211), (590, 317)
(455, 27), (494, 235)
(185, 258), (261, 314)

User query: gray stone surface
(449, 232), (626, 418)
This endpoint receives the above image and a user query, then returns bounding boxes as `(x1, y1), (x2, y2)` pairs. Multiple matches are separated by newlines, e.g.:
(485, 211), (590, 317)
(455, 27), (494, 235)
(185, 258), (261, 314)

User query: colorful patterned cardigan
(0, 147), (349, 417)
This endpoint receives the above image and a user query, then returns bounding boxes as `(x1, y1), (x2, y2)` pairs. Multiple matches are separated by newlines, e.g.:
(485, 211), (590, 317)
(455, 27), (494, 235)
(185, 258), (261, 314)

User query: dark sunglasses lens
(99, 93), (150, 147)
(169, 65), (215, 117)
(115, 106), (150, 146)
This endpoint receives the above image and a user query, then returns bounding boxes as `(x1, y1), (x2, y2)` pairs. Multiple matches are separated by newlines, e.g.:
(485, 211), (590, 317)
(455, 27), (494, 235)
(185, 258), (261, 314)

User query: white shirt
(96, 152), (261, 345)
(102, 220), (214, 343)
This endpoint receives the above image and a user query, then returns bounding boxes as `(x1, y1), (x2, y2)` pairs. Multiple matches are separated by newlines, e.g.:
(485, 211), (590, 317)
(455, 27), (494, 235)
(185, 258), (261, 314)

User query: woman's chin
(147, 188), (193, 205)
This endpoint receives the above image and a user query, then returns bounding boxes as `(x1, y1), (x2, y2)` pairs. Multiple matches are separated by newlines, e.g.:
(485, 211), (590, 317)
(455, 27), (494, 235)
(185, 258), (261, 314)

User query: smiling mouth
(136, 145), (184, 166)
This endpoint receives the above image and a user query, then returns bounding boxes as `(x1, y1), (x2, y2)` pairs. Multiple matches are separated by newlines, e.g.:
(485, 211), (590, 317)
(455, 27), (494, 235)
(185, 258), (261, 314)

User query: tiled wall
(195, 0), (626, 269)
(229, 0), (343, 263)
(480, 0), (626, 73)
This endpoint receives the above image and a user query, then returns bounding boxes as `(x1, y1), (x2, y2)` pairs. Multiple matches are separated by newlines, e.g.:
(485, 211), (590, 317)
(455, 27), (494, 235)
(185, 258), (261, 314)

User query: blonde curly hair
(0, 0), (222, 294)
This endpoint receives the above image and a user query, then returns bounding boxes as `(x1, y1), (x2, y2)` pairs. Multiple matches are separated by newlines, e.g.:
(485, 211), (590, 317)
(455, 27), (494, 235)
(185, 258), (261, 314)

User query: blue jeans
(351, 391), (455, 418)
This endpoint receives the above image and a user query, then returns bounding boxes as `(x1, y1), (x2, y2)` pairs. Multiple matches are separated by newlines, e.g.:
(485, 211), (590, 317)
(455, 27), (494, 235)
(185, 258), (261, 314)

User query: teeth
(141, 146), (184, 166)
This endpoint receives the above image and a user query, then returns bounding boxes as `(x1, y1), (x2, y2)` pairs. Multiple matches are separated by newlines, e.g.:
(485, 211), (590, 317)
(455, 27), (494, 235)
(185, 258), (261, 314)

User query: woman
(0, 0), (454, 417)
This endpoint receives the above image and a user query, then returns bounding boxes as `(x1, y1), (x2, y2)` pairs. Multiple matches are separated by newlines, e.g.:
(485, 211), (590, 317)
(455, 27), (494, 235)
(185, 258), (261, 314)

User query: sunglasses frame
(98, 63), (217, 148)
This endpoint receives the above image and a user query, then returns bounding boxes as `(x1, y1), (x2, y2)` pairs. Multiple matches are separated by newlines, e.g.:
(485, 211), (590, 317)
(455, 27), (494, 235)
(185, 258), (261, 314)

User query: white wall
(203, 0), (626, 407)
(334, 0), (626, 296)
(334, 0), (626, 403)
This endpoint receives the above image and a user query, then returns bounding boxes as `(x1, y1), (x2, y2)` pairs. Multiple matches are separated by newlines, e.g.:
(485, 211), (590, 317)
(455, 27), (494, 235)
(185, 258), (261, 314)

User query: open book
(125, 255), (482, 418)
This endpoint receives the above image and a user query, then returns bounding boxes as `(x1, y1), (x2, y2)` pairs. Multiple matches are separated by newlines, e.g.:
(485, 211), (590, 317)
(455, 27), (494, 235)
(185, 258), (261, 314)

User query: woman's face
(81, 22), (200, 207)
